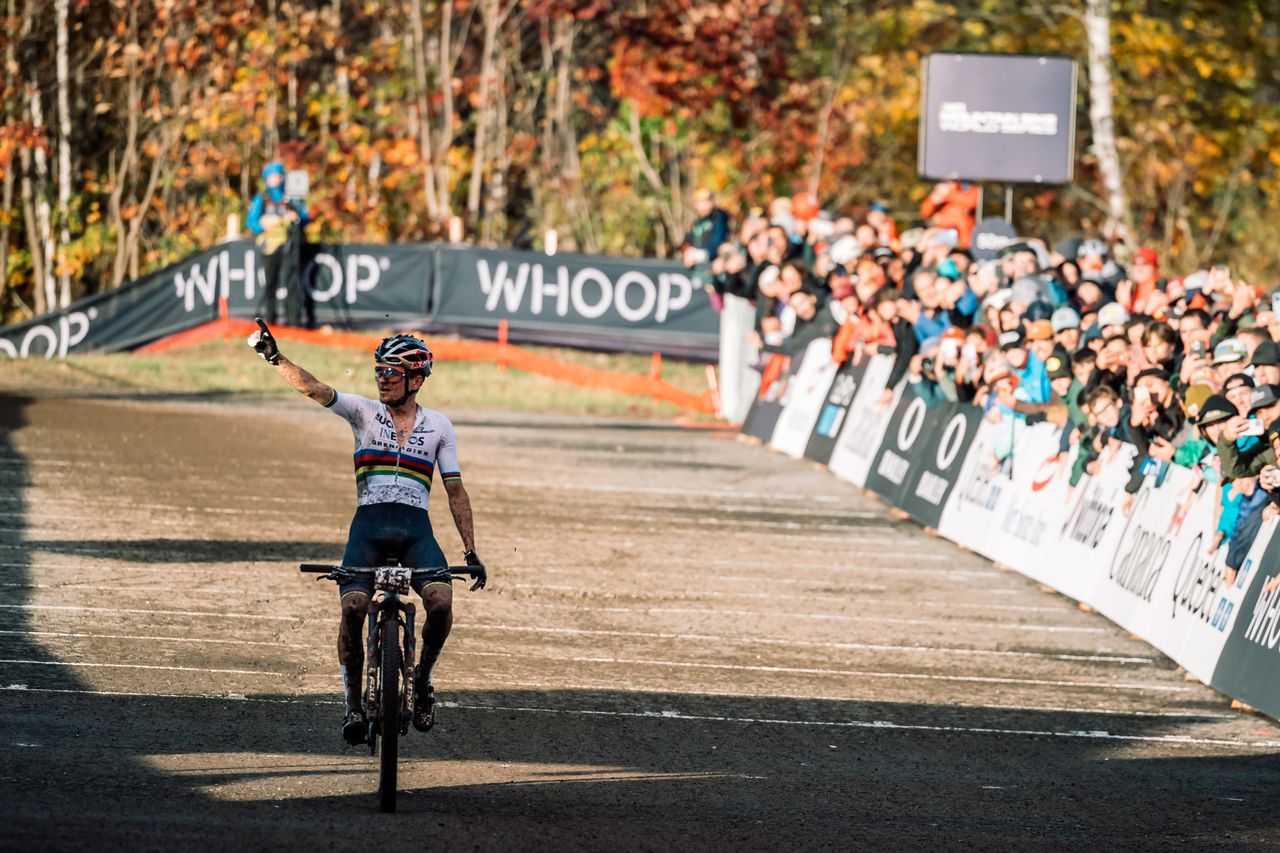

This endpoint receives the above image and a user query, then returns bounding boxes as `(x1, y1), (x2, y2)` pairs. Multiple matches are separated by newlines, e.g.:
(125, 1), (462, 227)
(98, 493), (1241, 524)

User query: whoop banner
(432, 247), (718, 350)
(1, 242), (718, 359)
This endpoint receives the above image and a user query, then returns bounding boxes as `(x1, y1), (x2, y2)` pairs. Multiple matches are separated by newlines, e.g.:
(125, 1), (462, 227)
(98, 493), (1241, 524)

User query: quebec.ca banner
(744, 336), (1280, 721)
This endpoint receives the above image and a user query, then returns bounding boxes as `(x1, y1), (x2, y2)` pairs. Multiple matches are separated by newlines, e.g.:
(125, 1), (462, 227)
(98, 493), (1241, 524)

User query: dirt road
(1, 393), (1277, 850)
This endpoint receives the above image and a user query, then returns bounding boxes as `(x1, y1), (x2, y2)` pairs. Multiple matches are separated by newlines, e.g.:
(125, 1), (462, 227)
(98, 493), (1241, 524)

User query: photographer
(248, 161), (310, 326)
(682, 188), (731, 298)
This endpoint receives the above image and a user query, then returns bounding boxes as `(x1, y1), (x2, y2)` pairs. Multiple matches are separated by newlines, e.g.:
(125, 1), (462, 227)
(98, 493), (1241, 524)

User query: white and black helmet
(374, 334), (433, 377)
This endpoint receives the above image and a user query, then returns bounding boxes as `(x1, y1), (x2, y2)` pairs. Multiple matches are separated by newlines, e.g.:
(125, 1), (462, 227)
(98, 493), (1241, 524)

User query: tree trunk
(0, 0), (17, 313)
(1084, 0), (1132, 247)
(55, 0), (71, 307)
(482, 48), (510, 245)
(627, 105), (679, 248)
(110, 1), (140, 287)
(18, 149), (44, 316)
(408, 0), (440, 220)
(28, 82), (56, 314)
(435, 0), (455, 219)
(467, 0), (502, 220)
(265, 0), (279, 156)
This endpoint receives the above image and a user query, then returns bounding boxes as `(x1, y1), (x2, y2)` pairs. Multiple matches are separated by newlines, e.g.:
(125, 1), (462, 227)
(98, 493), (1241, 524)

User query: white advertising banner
(827, 355), (900, 488)
(770, 338), (839, 458)
(934, 417), (1018, 556)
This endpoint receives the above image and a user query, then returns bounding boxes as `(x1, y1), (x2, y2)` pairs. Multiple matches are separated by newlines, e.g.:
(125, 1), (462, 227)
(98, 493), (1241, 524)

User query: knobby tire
(378, 613), (401, 813)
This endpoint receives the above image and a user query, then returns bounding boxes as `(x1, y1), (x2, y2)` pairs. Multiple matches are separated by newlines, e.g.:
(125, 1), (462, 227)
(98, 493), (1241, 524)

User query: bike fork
(402, 602), (417, 723)
(364, 597), (384, 719)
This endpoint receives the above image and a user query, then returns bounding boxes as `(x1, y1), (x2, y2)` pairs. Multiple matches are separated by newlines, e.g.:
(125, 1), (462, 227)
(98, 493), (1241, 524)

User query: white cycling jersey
(324, 391), (461, 511)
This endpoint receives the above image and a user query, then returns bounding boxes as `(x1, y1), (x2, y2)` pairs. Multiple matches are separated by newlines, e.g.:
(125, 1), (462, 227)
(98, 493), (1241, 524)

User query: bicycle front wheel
(378, 614), (401, 813)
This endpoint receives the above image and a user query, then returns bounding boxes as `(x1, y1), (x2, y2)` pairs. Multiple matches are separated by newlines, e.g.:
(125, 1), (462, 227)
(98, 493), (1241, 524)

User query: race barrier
(0, 241), (718, 360)
(741, 339), (1280, 720)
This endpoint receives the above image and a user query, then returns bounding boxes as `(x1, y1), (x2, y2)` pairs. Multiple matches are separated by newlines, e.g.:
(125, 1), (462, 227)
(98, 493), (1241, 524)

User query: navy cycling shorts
(339, 502), (448, 599)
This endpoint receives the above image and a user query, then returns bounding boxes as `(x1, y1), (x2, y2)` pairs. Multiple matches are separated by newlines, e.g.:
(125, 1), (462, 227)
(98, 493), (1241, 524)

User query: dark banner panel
(803, 360), (867, 466)
(0, 241), (251, 358)
(896, 403), (982, 528)
(2, 242), (716, 359)
(432, 247), (719, 348)
(862, 392), (943, 506)
(223, 242), (435, 326)
(1209, 531), (1280, 716)
(741, 356), (800, 443)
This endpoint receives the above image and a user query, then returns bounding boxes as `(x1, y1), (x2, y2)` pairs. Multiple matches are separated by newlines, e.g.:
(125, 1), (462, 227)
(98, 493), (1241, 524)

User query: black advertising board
(803, 359), (867, 466)
(1, 243), (716, 359)
(919, 52), (1078, 184)
(432, 246), (719, 350)
(0, 241), (246, 358)
(862, 391), (942, 507)
(1208, 530), (1280, 719)
(897, 403), (983, 527)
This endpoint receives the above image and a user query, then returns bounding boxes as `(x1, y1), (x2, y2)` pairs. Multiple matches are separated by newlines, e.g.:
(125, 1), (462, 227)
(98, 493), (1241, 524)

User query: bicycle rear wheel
(378, 614), (401, 813)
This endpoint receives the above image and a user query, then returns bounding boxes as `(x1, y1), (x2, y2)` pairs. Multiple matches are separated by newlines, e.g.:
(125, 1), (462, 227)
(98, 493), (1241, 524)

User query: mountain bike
(301, 562), (479, 813)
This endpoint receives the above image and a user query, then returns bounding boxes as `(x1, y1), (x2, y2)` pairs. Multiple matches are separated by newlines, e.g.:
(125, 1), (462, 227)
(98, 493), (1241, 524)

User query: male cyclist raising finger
(248, 320), (486, 744)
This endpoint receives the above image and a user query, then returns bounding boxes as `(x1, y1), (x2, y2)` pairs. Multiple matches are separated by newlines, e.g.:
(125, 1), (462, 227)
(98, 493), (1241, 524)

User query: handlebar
(300, 564), (479, 584)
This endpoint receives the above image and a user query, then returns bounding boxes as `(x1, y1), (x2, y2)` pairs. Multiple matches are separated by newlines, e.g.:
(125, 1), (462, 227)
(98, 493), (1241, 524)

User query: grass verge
(0, 337), (717, 420)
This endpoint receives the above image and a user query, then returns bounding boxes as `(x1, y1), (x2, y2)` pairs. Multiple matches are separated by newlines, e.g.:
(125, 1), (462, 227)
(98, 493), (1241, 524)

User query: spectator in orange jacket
(919, 180), (981, 249)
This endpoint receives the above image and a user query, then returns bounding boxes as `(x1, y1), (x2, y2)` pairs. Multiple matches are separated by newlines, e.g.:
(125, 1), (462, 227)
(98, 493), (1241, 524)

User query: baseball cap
(1251, 340), (1280, 367)
(1223, 373), (1256, 393)
(998, 329), (1025, 350)
(1193, 394), (1236, 426)
(1044, 353), (1071, 380)
(1097, 302), (1130, 328)
(1024, 299), (1055, 322)
(1213, 337), (1248, 365)
(829, 236), (860, 266)
(1248, 384), (1280, 412)
(942, 326), (966, 342)
(1134, 247), (1158, 267)
(1053, 237), (1082, 261)
(937, 258), (961, 280)
(1051, 306), (1081, 333)
(1182, 383), (1213, 419)
(1025, 320), (1054, 342)
(1079, 238), (1108, 258)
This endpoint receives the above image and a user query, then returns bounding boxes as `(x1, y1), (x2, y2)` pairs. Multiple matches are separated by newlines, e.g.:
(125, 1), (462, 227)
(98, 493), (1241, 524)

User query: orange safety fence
(136, 309), (718, 415)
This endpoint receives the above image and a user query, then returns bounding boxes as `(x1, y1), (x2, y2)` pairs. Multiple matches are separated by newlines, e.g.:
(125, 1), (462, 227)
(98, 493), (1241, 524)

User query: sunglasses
(374, 366), (405, 379)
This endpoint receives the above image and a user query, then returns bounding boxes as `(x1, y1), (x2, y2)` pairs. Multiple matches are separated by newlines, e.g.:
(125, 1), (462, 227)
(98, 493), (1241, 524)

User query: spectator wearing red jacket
(919, 180), (981, 248)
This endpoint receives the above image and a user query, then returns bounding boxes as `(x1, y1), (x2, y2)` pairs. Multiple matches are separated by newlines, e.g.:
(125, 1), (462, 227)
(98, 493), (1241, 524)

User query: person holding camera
(682, 188), (731, 301)
(248, 160), (310, 326)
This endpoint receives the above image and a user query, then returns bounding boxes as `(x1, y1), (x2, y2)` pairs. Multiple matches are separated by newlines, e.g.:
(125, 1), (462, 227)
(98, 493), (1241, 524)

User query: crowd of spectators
(680, 184), (1280, 586)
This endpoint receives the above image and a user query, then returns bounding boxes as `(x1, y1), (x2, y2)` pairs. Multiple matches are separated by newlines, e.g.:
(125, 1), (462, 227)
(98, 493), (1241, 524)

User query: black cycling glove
(464, 549), (487, 591)
(248, 317), (281, 365)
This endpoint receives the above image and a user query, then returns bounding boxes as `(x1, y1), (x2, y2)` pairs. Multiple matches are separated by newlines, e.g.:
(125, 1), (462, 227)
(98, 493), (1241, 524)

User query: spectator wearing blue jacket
(248, 161), (310, 326)
(910, 269), (952, 344)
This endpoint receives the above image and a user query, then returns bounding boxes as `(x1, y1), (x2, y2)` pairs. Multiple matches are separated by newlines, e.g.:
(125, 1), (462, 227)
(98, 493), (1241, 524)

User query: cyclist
(248, 321), (486, 744)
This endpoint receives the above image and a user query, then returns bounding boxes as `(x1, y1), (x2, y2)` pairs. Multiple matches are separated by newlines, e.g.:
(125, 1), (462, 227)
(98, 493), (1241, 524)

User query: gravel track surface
(1, 393), (1277, 851)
